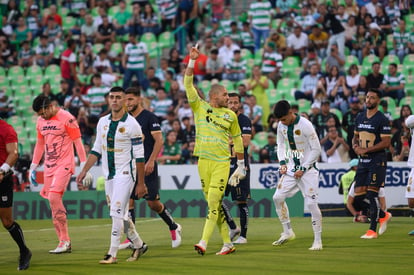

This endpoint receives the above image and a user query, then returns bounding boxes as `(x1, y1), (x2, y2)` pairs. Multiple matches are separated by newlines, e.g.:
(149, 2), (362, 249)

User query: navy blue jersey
(354, 110), (391, 158)
(135, 109), (162, 162)
(231, 113), (252, 165)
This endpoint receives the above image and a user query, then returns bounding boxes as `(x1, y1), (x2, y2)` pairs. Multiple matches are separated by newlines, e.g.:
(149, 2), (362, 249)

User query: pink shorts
(41, 168), (72, 199)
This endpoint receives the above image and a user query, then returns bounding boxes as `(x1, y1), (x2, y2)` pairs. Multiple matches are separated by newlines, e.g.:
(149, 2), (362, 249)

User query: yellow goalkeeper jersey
(184, 75), (243, 162)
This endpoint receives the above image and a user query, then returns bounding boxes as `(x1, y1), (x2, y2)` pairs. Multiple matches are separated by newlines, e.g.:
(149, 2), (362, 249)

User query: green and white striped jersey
(248, 1), (272, 30)
(125, 42), (148, 70)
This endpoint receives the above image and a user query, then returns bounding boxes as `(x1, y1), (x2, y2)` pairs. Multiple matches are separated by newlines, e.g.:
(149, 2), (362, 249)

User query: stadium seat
(140, 32), (157, 45)
(282, 56), (300, 75)
(345, 55), (359, 70)
(405, 75), (414, 96)
(44, 65), (61, 83)
(108, 5), (120, 16)
(158, 31), (174, 49)
(240, 48), (253, 60)
(362, 55), (380, 73)
(220, 79), (235, 91)
(399, 95), (412, 106)
(386, 34), (394, 51)
(266, 88), (283, 106)
(8, 66), (25, 81)
(252, 131), (268, 149)
(199, 80), (211, 98)
(382, 54), (400, 66)
(297, 99), (311, 113)
(62, 16), (76, 33)
(380, 96), (396, 116)
(403, 54), (414, 73)
(92, 43), (104, 54)
(330, 108), (343, 122)
(276, 78), (296, 97)
(26, 65), (44, 90)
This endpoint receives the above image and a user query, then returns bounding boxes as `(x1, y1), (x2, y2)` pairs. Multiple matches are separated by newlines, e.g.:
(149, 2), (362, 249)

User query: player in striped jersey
(272, 100), (323, 251)
(186, 44), (246, 256)
(77, 86), (148, 264)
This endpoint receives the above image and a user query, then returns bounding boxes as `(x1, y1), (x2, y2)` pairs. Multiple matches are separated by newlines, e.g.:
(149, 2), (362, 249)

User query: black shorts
(0, 173), (13, 208)
(130, 162), (160, 201)
(225, 160), (251, 201)
(354, 155), (387, 190)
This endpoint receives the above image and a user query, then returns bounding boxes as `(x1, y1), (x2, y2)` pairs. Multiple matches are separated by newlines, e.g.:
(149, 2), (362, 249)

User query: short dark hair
(32, 94), (51, 112)
(125, 86), (141, 97)
(109, 86), (125, 93)
(273, 100), (291, 118)
(367, 88), (382, 98)
(228, 92), (241, 100)
(372, 62), (380, 67)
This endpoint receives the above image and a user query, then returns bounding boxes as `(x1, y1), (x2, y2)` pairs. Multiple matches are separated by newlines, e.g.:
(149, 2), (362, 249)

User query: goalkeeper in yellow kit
(185, 44), (246, 256)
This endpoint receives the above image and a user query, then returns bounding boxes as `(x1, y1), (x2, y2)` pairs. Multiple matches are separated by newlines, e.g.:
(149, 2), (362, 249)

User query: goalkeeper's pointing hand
(228, 160), (247, 187)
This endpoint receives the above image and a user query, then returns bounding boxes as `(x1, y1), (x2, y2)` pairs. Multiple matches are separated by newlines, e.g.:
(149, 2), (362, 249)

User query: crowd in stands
(0, 0), (412, 165)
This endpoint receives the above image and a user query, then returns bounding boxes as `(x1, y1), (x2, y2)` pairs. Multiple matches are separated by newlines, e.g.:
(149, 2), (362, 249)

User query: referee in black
(0, 119), (31, 270)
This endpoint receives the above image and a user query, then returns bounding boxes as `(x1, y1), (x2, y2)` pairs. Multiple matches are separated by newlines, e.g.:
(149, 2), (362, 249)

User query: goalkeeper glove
(228, 160), (247, 187)
(29, 163), (38, 186)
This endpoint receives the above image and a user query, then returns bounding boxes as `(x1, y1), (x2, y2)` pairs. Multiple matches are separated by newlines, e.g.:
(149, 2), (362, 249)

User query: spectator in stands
(93, 7), (111, 29)
(171, 118), (186, 146)
(301, 47), (322, 79)
(176, 0), (197, 43)
(394, 133), (411, 161)
(64, 85), (90, 117)
(61, 39), (84, 93)
(158, 130), (182, 165)
(380, 63), (405, 106)
(102, 40), (122, 73)
(80, 14), (97, 45)
(43, 17), (62, 47)
(351, 24), (368, 64)
(344, 0), (359, 17)
(17, 40), (34, 68)
(218, 36), (240, 68)
(373, 6), (392, 35)
(168, 48), (182, 74)
(344, 16), (357, 51)
(342, 96), (362, 159)
(326, 65), (341, 95)
(345, 64), (360, 93)
(12, 17), (32, 46)
(219, 8), (234, 35)
(322, 126), (350, 163)
(160, 110), (176, 135)
(205, 48), (224, 81)
(325, 43), (345, 73)
(241, 21), (255, 55)
(228, 21), (242, 47)
(87, 74), (110, 119)
(25, 5), (42, 38)
(79, 44), (95, 75)
(293, 4), (314, 34)
(312, 99), (341, 140)
(259, 132), (278, 163)
(391, 20), (410, 63)
(43, 4), (62, 26)
(223, 49), (246, 82)
(313, 7), (346, 57)
(199, 36), (214, 56)
(392, 105), (413, 135)
(157, 0), (177, 33)
(155, 58), (174, 83)
(274, 0), (294, 18)
(55, 80), (70, 107)
(308, 24), (329, 59)
(5, 0), (21, 28)
(355, 75), (368, 99)
(140, 66), (156, 94)
(176, 98), (193, 124)
(70, 8), (87, 36)
(0, 91), (14, 119)
(328, 75), (351, 114)
(248, 0), (272, 51)
(93, 49), (113, 74)
(247, 65), (270, 129)
(380, 100), (394, 124)
(365, 22), (387, 61)
(295, 64), (320, 102)
(244, 94), (263, 133)
(261, 42), (282, 86)
(391, 116), (411, 161)
(40, 82), (57, 103)
(286, 26), (308, 59)
(128, 3), (142, 36)
(113, 0), (132, 36)
(150, 88), (174, 122)
(182, 116), (196, 141)
(122, 33), (149, 89)
(35, 35), (54, 67)
(365, 0), (380, 17)
(205, 18), (224, 43)
(96, 15), (116, 43)
(366, 62), (384, 89)
(141, 3), (160, 35)
(265, 29), (287, 57)
(76, 106), (94, 146)
(385, 0), (401, 28)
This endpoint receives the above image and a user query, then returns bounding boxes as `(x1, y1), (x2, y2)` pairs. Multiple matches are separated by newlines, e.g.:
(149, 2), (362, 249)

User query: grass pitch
(1, 217), (413, 275)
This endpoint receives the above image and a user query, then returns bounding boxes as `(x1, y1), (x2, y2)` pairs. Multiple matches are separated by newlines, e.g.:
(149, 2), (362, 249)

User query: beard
(366, 102), (377, 110)
(128, 104), (138, 113)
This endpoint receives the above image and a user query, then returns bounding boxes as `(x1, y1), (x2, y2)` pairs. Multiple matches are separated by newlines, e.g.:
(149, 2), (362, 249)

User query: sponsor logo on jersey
(42, 125), (60, 131)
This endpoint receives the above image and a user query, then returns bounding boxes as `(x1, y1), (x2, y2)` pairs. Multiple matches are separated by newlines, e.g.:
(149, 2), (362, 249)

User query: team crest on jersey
(104, 125), (108, 130)
(295, 129), (301, 135)
(223, 113), (230, 120)
(119, 127), (125, 133)
(259, 166), (280, 188)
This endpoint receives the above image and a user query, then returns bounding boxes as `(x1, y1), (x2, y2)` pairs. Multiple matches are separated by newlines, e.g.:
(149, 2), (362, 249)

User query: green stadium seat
(108, 5), (120, 16)
(241, 48), (253, 60)
(380, 96), (397, 117)
(297, 99), (311, 113)
(345, 55), (359, 70)
(266, 88), (283, 106)
(8, 66), (25, 82)
(382, 54), (400, 66)
(62, 16), (76, 33)
(140, 32), (157, 44)
(276, 78), (296, 97)
(362, 55), (380, 72)
(199, 80), (211, 98)
(220, 79), (235, 91)
(92, 43), (104, 54)
(252, 131), (268, 149)
(330, 108), (343, 122)
(158, 31), (174, 49)
(405, 74), (414, 96)
(386, 34), (394, 51)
